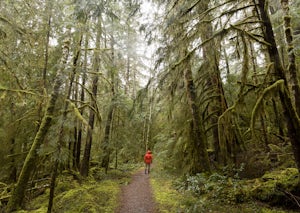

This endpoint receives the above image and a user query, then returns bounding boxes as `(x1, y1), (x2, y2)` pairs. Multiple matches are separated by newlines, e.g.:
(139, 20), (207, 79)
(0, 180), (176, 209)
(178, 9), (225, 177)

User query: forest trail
(116, 168), (158, 213)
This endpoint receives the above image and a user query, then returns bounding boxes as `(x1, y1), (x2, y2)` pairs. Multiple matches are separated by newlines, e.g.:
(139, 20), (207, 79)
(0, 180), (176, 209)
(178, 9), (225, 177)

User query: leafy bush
(173, 166), (250, 204)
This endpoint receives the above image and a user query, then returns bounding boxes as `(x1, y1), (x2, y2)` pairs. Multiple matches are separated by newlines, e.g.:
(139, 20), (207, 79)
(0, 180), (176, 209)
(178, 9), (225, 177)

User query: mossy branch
(250, 79), (285, 138)
(68, 100), (90, 128)
(231, 24), (271, 46)
(217, 103), (236, 164)
(0, 86), (37, 96)
(75, 81), (102, 123)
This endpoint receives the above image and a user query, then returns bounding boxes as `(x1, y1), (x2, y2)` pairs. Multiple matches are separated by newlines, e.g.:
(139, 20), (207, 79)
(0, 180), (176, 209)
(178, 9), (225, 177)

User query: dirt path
(116, 168), (157, 213)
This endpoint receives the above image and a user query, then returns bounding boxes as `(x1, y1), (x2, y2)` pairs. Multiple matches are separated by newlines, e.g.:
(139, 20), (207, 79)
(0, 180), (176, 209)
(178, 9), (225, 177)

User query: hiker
(144, 150), (153, 174)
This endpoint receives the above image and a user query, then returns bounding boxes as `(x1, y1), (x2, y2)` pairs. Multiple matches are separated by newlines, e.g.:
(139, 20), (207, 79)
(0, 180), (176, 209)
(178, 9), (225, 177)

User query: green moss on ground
(151, 177), (197, 212)
(251, 168), (299, 205)
(11, 165), (300, 213)
(53, 179), (119, 213)
(13, 166), (134, 213)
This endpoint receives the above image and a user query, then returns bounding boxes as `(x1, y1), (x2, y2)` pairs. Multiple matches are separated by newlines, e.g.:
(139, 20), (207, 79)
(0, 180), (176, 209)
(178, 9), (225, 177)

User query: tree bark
(6, 36), (70, 212)
(280, 0), (300, 116)
(9, 138), (17, 183)
(47, 161), (58, 213)
(101, 106), (114, 173)
(75, 33), (89, 170)
(80, 74), (98, 176)
(183, 53), (211, 174)
(198, 0), (228, 164)
(47, 30), (82, 212)
(101, 32), (116, 173)
(73, 78), (79, 168)
(42, 0), (52, 89)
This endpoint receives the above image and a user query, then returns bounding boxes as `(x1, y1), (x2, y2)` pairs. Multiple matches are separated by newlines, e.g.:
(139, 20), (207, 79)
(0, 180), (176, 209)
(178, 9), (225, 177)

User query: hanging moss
(68, 101), (90, 127)
(250, 80), (284, 138)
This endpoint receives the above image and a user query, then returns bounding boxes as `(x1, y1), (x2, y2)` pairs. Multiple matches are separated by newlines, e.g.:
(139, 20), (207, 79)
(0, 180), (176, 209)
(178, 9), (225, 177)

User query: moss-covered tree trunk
(183, 52), (211, 174)
(42, 0), (52, 89)
(281, 0), (300, 116)
(272, 98), (285, 136)
(101, 106), (114, 173)
(75, 33), (89, 170)
(101, 32), (116, 173)
(36, 0), (52, 137)
(67, 33), (83, 169)
(198, 0), (229, 164)
(80, 74), (98, 176)
(6, 37), (70, 212)
(47, 161), (58, 213)
(257, 0), (300, 170)
(73, 77), (79, 168)
(80, 18), (101, 177)
(47, 30), (82, 213)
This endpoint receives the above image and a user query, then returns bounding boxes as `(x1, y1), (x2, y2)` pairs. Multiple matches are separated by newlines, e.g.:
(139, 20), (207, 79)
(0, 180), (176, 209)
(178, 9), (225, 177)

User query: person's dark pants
(145, 163), (151, 174)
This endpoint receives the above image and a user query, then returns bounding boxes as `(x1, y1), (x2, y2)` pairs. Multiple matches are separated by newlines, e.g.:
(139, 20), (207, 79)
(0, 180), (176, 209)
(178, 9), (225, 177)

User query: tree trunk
(114, 110), (120, 169)
(80, 19), (101, 177)
(257, 0), (300, 170)
(9, 138), (17, 183)
(272, 98), (285, 136)
(281, 0), (300, 116)
(66, 34), (82, 169)
(101, 29), (116, 173)
(101, 106), (114, 173)
(198, 0), (224, 163)
(183, 53), (211, 174)
(47, 30), (82, 212)
(47, 161), (58, 213)
(73, 81), (79, 168)
(80, 74), (98, 176)
(42, 0), (52, 89)
(75, 33), (89, 170)
(6, 36), (70, 212)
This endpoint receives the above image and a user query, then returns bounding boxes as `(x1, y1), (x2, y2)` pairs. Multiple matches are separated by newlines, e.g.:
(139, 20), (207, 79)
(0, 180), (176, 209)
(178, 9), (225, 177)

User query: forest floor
(116, 168), (158, 213)
(3, 164), (299, 212)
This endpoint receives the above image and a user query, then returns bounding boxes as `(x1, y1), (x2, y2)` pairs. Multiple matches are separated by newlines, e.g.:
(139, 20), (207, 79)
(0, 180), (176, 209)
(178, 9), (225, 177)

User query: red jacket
(144, 151), (153, 164)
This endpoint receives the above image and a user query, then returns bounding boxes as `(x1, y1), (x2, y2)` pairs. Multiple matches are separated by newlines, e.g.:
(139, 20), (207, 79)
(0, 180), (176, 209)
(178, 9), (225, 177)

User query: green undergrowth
(251, 168), (300, 207)
(150, 167), (300, 213)
(151, 175), (197, 212)
(14, 164), (138, 213)
(53, 179), (119, 213)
